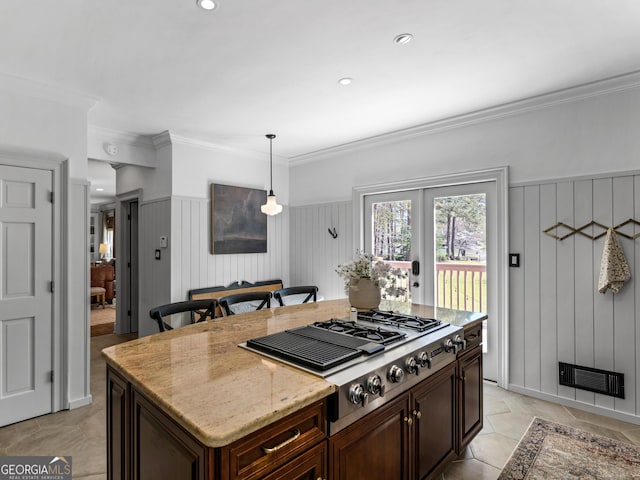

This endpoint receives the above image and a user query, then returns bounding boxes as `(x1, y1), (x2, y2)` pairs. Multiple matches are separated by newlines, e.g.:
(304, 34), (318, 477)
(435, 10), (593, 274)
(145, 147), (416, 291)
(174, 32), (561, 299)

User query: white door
(364, 181), (498, 382)
(0, 165), (53, 426)
(424, 182), (497, 382)
(364, 190), (423, 303)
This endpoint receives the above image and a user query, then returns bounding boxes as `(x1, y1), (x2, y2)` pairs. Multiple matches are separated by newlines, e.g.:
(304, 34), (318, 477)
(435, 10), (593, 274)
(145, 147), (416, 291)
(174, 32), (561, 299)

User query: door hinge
(49, 191), (54, 203)
(50, 371), (54, 382)
(127, 310), (131, 317)
(127, 261), (131, 268)
(128, 214), (131, 220)
(50, 281), (54, 293)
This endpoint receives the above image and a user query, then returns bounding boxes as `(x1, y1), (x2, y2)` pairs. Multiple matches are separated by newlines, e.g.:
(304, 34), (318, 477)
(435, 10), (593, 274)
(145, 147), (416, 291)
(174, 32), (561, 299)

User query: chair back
(189, 279), (282, 318)
(218, 292), (271, 316)
(149, 299), (217, 332)
(273, 286), (318, 306)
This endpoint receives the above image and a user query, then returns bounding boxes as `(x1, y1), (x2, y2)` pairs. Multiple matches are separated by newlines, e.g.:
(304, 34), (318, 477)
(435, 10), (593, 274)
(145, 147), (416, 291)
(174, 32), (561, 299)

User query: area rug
(499, 417), (640, 479)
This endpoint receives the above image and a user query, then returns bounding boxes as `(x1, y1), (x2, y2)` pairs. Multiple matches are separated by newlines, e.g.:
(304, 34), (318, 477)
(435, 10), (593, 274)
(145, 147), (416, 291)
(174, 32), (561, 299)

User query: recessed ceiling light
(338, 78), (353, 86)
(96, 188), (105, 192)
(394, 33), (413, 45)
(196, 0), (217, 11)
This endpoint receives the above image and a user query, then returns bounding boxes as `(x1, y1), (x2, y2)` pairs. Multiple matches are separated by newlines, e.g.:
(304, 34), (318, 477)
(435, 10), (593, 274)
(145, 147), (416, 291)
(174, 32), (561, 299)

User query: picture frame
(210, 183), (267, 254)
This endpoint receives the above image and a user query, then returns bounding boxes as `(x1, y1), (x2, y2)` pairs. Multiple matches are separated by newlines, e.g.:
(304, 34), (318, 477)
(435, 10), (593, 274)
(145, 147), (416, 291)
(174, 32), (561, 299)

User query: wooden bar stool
(90, 286), (106, 308)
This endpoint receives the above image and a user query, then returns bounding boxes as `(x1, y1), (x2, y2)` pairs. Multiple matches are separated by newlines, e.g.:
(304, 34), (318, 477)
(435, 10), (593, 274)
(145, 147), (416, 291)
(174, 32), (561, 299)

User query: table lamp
(99, 243), (108, 261)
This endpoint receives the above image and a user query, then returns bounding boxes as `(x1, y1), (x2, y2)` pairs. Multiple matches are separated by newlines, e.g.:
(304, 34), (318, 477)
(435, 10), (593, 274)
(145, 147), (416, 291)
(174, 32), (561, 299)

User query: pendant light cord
(266, 133), (276, 195)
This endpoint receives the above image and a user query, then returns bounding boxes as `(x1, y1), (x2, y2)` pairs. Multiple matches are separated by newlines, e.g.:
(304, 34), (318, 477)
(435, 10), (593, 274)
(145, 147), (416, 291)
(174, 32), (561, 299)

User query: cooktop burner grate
(357, 309), (446, 333)
(312, 319), (406, 345)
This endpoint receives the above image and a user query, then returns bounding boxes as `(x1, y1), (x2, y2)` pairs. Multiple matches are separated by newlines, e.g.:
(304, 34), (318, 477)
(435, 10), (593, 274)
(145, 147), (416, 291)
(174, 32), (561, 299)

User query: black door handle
(411, 260), (420, 276)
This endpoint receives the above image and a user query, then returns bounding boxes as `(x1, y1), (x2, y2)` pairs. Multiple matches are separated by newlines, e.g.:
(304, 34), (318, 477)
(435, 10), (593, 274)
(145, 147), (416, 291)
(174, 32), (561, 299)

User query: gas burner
(312, 319), (406, 345)
(357, 309), (446, 333)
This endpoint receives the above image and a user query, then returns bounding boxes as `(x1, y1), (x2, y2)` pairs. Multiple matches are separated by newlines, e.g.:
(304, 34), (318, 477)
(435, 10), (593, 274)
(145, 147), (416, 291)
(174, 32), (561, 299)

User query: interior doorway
(115, 197), (139, 334)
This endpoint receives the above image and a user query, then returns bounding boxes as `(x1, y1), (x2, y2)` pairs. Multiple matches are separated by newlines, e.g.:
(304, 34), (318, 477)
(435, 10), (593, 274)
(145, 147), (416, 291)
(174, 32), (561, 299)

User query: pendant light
(261, 134), (283, 216)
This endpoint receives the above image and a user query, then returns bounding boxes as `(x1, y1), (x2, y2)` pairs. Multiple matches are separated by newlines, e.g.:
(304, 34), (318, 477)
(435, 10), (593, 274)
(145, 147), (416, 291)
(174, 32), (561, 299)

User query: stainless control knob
(367, 374), (386, 397)
(417, 351), (431, 369)
(405, 356), (419, 376)
(387, 365), (405, 383)
(444, 338), (455, 353)
(349, 384), (369, 406)
(452, 334), (466, 352)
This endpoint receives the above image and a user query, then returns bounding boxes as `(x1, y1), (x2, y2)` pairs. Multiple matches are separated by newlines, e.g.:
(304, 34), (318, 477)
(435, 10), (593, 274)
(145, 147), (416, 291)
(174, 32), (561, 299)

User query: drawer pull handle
(261, 428), (301, 454)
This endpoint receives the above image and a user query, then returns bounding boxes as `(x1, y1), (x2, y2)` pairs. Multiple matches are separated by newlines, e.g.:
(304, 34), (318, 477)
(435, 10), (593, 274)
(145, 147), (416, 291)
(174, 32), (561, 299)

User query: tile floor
(440, 381), (640, 479)
(1, 333), (640, 479)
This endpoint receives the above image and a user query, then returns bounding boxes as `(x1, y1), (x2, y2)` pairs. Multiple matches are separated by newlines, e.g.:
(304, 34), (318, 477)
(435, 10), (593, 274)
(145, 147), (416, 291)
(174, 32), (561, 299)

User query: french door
(363, 182), (498, 382)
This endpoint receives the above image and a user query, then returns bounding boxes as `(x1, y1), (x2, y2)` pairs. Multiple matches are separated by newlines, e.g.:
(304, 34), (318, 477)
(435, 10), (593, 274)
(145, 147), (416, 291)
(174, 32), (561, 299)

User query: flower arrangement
(336, 251), (408, 298)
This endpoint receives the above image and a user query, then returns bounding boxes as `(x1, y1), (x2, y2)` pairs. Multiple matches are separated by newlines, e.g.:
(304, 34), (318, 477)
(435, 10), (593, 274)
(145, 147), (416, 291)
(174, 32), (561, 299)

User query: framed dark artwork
(211, 183), (267, 254)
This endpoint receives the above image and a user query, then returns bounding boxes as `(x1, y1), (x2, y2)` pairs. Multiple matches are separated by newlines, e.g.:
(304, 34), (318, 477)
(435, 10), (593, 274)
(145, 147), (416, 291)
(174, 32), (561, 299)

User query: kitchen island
(102, 299), (486, 480)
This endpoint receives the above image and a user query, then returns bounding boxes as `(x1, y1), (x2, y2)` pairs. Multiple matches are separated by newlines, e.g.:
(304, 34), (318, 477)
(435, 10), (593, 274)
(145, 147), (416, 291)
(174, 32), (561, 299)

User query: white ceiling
(2, 1), (640, 161)
(88, 160), (116, 204)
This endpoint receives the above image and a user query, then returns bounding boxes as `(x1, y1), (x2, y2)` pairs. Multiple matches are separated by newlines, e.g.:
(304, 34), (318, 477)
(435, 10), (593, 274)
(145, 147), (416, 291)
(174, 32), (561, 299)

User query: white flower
(336, 251), (407, 297)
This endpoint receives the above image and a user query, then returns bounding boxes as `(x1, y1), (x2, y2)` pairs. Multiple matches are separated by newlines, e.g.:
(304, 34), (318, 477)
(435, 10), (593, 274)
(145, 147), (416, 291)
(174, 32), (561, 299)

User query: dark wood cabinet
(107, 366), (326, 480)
(107, 368), (130, 480)
(456, 344), (483, 453)
(132, 389), (210, 480)
(329, 363), (457, 480)
(413, 363), (457, 479)
(329, 393), (410, 480)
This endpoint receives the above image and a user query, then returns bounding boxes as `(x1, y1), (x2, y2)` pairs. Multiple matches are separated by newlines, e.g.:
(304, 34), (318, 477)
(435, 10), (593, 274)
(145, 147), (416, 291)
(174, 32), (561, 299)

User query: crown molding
(151, 130), (288, 165)
(290, 69), (640, 165)
(151, 130), (172, 149)
(88, 125), (155, 149)
(0, 72), (98, 110)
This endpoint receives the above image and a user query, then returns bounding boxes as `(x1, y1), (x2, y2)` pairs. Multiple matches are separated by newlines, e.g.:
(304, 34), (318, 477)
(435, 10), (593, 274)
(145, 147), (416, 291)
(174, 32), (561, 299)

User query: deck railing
(436, 262), (486, 312)
(383, 261), (486, 313)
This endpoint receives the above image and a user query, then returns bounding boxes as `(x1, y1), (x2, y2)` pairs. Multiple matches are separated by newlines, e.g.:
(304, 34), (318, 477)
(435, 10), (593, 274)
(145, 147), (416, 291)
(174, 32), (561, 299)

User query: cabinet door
(329, 394), (410, 480)
(261, 442), (326, 480)
(457, 345), (483, 453)
(132, 390), (209, 480)
(107, 367), (130, 480)
(412, 363), (457, 480)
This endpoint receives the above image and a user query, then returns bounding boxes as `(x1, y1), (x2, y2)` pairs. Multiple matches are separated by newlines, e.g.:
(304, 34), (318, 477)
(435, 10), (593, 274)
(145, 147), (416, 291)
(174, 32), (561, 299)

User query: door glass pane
(434, 194), (487, 350)
(371, 200), (412, 302)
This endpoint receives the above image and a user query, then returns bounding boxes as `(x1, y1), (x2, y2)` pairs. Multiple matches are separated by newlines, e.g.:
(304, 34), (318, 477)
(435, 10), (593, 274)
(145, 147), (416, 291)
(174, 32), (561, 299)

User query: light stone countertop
(101, 299), (486, 448)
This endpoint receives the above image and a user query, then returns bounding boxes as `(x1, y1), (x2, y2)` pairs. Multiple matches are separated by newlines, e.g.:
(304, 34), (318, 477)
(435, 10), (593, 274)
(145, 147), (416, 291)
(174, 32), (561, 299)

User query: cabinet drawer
(462, 322), (482, 351)
(222, 399), (326, 480)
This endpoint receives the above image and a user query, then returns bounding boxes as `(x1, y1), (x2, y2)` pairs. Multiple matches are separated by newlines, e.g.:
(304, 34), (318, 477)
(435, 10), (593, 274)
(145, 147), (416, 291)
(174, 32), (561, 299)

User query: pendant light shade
(261, 134), (283, 216)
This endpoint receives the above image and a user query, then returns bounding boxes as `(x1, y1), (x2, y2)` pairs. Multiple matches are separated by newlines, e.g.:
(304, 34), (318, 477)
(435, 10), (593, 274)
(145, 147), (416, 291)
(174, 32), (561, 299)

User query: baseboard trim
(68, 394), (92, 410)
(508, 384), (640, 426)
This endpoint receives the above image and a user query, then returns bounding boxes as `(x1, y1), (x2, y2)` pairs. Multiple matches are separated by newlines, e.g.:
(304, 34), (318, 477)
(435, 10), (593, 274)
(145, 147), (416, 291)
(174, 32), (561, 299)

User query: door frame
(115, 189), (142, 334)
(353, 167), (510, 389)
(0, 147), (66, 411)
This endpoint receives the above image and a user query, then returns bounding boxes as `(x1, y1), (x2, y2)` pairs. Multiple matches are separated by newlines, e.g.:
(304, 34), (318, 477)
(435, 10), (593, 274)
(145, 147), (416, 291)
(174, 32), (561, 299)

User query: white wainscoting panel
(510, 173), (640, 421)
(289, 201), (353, 301)
(170, 196), (290, 304)
(138, 198), (172, 337)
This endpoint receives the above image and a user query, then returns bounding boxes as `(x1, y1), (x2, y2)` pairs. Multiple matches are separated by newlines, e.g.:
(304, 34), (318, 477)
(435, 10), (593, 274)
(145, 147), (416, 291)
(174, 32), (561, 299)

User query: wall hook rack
(543, 218), (640, 241)
(328, 227), (338, 239)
